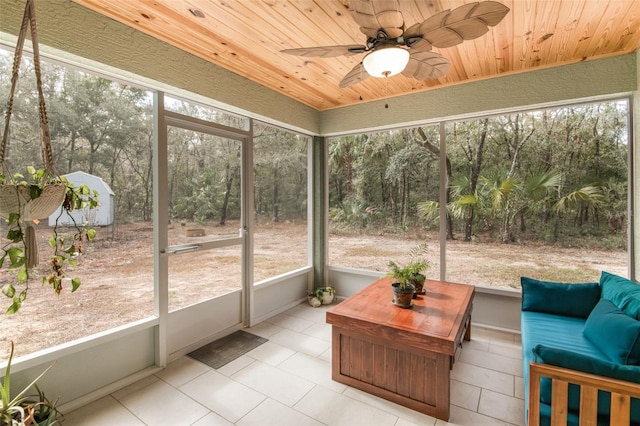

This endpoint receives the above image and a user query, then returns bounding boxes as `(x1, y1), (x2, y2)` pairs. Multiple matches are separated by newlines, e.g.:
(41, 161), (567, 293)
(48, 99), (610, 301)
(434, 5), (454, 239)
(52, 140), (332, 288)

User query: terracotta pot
(391, 282), (415, 308)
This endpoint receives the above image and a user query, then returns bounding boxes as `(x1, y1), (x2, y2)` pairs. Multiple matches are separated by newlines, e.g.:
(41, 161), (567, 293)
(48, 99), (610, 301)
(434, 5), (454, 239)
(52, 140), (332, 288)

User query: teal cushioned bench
(521, 273), (640, 426)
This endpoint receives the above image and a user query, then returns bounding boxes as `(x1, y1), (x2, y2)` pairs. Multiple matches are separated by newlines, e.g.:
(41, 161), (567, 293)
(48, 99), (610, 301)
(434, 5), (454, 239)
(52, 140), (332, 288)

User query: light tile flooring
(65, 302), (524, 426)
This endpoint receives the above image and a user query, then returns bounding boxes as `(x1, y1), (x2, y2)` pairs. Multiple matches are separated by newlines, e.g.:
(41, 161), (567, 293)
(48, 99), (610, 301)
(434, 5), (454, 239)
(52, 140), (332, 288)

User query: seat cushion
(521, 311), (603, 419)
(584, 299), (640, 364)
(521, 276), (600, 318)
(600, 271), (640, 320)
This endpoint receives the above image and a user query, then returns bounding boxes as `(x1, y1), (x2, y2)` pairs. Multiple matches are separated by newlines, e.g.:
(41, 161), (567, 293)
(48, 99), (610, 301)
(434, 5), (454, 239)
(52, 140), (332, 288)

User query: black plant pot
(410, 273), (426, 298)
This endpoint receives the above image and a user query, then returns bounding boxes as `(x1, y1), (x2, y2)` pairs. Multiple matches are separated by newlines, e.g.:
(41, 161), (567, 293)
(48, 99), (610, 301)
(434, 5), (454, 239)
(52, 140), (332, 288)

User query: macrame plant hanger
(0, 0), (66, 269)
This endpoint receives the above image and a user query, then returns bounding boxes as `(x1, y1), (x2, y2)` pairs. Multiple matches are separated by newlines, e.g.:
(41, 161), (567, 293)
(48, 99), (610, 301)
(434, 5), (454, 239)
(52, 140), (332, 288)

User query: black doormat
(188, 330), (268, 369)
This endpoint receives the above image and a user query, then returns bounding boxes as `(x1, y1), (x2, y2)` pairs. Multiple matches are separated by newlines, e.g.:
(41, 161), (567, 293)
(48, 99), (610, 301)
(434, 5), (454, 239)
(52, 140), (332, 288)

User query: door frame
(154, 92), (254, 365)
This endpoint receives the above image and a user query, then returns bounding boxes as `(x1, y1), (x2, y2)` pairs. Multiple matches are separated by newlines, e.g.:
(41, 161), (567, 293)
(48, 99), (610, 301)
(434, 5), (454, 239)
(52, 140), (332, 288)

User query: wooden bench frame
(529, 362), (640, 425)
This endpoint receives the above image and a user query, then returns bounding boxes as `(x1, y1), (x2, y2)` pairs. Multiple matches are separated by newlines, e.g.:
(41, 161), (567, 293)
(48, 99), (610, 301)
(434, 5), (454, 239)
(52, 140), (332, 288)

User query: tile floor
(65, 302), (525, 426)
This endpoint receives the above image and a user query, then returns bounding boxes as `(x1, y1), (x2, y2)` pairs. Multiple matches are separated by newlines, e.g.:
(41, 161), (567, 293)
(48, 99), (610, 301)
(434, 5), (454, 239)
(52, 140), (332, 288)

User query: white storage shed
(48, 171), (115, 226)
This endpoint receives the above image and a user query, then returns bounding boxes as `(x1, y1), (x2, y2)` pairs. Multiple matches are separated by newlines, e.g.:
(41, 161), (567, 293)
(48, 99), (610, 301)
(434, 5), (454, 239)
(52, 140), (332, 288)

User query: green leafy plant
(314, 286), (335, 303)
(28, 385), (61, 426)
(404, 259), (429, 277)
(0, 342), (59, 425)
(307, 286), (336, 308)
(386, 261), (416, 308)
(405, 259), (428, 290)
(387, 243), (430, 290)
(0, 167), (99, 314)
(386, 261), (416, 289)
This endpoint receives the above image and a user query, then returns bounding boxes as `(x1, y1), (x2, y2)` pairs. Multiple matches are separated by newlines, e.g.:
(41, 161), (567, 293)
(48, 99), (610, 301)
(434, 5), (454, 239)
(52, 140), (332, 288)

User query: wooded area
(0, 48), (629, 270)
(329, 101), (628, 250)
(0, 50), (308, 229)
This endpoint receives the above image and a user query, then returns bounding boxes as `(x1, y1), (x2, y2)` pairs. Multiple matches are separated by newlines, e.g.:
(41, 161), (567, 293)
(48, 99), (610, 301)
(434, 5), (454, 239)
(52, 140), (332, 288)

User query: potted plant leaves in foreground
(0, 342), (61, 425)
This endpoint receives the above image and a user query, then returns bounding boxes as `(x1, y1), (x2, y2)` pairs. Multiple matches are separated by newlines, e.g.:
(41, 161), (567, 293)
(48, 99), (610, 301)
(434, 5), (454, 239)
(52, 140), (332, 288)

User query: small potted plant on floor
(0, 342), (61, 425)
(25, 385), (61, 426)
(307, 290), (322, 307)
(318, 286), (336, 305)
(307, 286), (336, 307)
(386, 261), (416, 308)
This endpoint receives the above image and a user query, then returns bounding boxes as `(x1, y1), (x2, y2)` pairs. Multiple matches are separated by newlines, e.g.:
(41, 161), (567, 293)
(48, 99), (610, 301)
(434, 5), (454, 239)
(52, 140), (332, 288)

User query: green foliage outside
(0, 50), (307, 230)
(0, 48), (628, 299)
(329, 103), (628, 251)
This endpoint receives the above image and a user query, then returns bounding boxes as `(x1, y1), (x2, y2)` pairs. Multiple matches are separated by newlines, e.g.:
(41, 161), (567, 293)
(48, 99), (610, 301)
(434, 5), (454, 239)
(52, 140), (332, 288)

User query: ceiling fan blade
(405, 37), (433, 52)
(350, 0), (404, 39)
(339, 62), (368, 88)
(402, 51), (450, 81)
(403, 22), (422, 39)
(281, 45), (365, 58)
(416, 1), (510, 48)
(472, 1), (512, 26)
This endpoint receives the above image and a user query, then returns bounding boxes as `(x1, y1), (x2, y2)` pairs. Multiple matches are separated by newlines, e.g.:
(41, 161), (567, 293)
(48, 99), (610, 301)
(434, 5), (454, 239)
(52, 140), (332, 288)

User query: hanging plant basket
(0, 0), (100, 314)
(0, 182), (66, 221)
(0, 0), (65, 222)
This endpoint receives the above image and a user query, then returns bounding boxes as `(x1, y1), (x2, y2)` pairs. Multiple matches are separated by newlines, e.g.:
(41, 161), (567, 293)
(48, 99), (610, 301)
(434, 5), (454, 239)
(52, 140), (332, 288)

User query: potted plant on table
(406, 259), (429, 296)
(406, 242), (430, 296)
(386, 261), (416, 308)
(387, 243), (431, 306)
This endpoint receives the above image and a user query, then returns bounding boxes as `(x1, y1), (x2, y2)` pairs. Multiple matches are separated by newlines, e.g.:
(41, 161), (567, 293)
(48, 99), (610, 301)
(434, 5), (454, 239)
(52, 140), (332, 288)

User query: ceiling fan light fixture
(362, 47), (410, 78)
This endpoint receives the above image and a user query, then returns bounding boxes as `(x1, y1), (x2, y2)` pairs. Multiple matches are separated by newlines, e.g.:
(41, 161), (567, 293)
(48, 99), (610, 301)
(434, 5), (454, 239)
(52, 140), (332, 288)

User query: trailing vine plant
(0, 166), (99, 314)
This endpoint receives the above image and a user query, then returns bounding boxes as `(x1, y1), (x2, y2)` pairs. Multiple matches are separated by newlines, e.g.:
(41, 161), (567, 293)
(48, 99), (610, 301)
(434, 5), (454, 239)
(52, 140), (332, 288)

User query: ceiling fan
(282, 1), (510, 88)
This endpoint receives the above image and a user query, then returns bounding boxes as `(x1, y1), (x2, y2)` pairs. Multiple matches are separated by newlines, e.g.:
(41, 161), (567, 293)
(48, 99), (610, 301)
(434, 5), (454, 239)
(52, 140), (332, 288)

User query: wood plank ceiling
(72, 0), (640, 111)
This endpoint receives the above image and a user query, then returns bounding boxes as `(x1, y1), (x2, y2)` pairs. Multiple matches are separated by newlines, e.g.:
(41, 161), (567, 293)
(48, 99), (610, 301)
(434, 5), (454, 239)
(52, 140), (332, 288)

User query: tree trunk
(415, 127), (455, 240)
(464, 118), (488, 241)
(272, 167), (280, 222)
(220, 163), (234, 225)
(67, 130), (77, 172)
(501, 205), (514, 243)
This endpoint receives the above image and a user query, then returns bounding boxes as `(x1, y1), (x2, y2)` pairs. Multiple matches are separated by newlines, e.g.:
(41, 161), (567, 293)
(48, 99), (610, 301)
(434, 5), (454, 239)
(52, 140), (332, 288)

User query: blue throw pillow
(600, 271), (640, 320)
(532, 344), (640, 420)
(583, 299), (640, 364)
(521, 277), (600, 318)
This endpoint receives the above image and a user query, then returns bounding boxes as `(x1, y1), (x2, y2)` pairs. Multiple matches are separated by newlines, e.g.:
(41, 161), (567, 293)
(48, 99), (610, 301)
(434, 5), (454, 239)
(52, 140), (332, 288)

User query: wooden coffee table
(326, 277), (475, 421)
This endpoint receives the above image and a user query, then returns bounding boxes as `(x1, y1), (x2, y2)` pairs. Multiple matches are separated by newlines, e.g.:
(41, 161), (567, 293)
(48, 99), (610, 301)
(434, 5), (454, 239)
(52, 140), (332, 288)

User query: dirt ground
(0, 221), (627, 359)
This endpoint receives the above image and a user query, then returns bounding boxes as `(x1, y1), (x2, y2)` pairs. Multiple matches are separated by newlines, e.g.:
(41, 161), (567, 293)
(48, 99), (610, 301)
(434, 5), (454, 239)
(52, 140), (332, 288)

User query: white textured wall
(320, 54), (638, 135)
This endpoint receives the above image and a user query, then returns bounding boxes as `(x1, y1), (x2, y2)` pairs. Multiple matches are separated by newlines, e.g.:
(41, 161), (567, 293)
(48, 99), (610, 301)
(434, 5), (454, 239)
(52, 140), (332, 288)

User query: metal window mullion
(153, 91), (169, 368)
(439, 121), (447, 281)
(243, 119), (255, 327)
